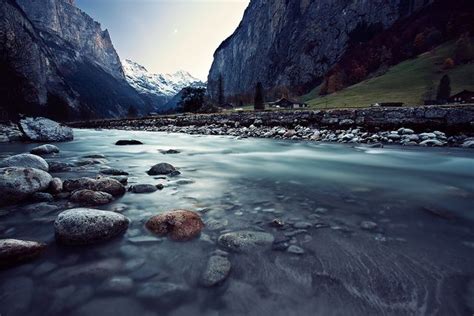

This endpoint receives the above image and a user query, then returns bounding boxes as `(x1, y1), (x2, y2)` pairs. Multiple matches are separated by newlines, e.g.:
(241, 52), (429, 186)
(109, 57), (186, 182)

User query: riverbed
(1, 129), (474, 316)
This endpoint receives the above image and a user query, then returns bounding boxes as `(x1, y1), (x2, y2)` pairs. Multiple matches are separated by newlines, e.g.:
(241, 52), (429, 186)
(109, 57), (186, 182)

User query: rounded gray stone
(20, 117), (73, 142)
(218, 231), (274, 252)
(0, 153), (49, 171)
(201, 255), (231, 287)
(30, 144), (60, 155)
(54, 208), (130, 245)
(0, 167), (53, 204)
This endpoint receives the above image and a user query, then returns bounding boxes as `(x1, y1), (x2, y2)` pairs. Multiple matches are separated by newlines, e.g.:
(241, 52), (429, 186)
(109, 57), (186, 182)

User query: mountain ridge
(122, 59), (205, 112)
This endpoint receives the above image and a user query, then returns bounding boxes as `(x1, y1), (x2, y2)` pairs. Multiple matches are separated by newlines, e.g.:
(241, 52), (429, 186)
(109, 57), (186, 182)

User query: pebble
(30, 144), (60, 155)
(360, 221), (378, 231)
(287, 245), (305, 255)
(218, 231), (274, 252)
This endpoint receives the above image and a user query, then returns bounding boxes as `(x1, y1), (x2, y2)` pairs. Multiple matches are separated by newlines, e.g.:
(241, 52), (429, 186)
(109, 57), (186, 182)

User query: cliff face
(0, 0), (78, 114)
(0, 0), (150, 119)
(208, 0), (433, 100)
(16, 0), (124, 79)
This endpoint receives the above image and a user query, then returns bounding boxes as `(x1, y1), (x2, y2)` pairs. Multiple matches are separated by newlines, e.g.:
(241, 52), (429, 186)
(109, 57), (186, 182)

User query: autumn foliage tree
(442, 58), (455, 70)
(326, 68), (345, 94)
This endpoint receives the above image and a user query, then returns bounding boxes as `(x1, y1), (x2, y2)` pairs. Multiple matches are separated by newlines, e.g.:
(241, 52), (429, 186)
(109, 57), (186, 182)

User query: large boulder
(54, 208), (130, 245)
(0, 153), (49, 171)
(30, 144), (60, 155)
(70, 190), (114, 206)
(0, 167), (53, 205)
(63, 177), (126, 197)
(145, 210), (204, 241)
(20, 117), (73, 142)
(217, 231), (274, 253)
(147, 163), (176, 176)
(0, 239), (46, 269)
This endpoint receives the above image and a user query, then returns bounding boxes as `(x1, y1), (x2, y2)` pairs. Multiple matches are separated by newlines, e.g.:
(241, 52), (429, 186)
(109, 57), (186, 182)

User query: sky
(75, 0), (249, 81)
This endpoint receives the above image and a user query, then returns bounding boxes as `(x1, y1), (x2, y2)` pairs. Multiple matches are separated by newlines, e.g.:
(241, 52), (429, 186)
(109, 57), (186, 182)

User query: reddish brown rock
(145, 210), (204, 241)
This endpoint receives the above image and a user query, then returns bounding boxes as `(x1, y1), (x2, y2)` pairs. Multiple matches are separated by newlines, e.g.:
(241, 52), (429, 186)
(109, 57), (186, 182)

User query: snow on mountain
(122, 59), (203, 97)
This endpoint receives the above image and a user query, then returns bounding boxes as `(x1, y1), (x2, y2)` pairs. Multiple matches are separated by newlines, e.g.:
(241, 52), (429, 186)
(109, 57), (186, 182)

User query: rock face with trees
(207, 0), (435, 102)
(208, 0), (473, 103)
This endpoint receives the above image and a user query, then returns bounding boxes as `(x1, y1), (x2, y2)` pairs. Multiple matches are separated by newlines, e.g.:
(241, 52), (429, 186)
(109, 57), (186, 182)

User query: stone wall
(71, 105), (474, 134)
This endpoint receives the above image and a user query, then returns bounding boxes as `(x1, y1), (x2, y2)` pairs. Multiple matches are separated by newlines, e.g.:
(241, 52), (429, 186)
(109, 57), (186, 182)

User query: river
(1, 129), (474, 315)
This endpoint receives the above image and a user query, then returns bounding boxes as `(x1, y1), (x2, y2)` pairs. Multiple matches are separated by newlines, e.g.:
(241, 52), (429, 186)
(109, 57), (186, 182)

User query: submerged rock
(0, 167), (53, 205)
(31, 192), (54, 202)
(136, 282), (189, 302)
(0, 153), (49, 171)
(70, 190), (114, 206)
(83, 154), (106, 159)
(218, 231), (274, 252)
(54, 208), (130, 245)
(159, 149), (180, 154)
(146, 210), (204, 241)
(20, 117), (73, 142)
(0, 276), (34, 315)
(30, 144), (60, 155)
(63, 177), (126, 197)
(360, 221), (378, 231)
(0, 239), (46, 269)
(200, 255), (232, 287)
(287, 245), (305, 255)
(115, 140), (143, 146)
(49, 161), (74, 172)
(147, 163), (176, 175)
(100, 168), (129, 176)
(71, 297), (147, 316)
(129, 184), (161, 194)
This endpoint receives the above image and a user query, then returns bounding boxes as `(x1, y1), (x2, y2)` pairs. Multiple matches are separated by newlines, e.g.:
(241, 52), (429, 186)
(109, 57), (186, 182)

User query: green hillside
(302, 41), (474, 109)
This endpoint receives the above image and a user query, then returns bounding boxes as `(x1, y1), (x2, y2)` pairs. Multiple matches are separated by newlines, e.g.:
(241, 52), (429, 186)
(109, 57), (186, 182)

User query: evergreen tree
(218, 75), (225, 106)
(178, 87), (206, 113)
(436, 75), (451, 103)
(254, 82), (265, 111)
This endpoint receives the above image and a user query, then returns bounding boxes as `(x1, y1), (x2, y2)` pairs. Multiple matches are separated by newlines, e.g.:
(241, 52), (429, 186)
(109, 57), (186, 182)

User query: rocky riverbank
(71, 105), (474, 148)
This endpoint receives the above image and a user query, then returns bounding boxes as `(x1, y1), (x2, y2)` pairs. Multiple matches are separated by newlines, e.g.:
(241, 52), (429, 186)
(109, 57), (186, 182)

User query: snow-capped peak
(122, 59), (202, 97)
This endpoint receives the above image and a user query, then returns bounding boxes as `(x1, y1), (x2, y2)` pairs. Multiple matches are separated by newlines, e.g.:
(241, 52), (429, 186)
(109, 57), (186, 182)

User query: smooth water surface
(1, 129), (474, 316)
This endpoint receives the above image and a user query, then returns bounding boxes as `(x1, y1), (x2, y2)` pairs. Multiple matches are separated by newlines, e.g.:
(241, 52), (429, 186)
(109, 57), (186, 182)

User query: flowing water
(1, 129), (474, 316)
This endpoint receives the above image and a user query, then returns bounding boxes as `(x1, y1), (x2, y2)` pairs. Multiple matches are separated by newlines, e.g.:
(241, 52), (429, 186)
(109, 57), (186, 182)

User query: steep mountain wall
(1, 0), (150, 119)
(16, 0), (124, 79)
(208, 0), (433, 100)
(0, 0), (78, 115)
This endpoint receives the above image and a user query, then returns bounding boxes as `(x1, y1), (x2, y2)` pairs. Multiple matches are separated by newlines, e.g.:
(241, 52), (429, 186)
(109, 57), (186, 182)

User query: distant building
(448, 90), (474, 104)
(268, 98), (308, 109)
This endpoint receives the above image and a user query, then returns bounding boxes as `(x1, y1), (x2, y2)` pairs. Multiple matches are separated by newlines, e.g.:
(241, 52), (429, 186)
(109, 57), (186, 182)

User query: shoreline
(69, 105), (474, 148)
